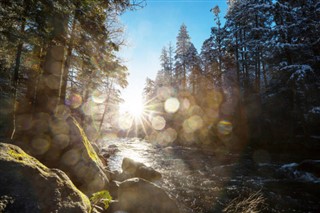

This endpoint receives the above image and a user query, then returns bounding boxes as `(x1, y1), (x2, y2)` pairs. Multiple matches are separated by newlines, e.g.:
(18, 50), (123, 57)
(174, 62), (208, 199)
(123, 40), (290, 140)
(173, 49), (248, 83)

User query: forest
(141, 1), (320, 154)
(0, 0), (320, 213)
(0, 0), (144, 140)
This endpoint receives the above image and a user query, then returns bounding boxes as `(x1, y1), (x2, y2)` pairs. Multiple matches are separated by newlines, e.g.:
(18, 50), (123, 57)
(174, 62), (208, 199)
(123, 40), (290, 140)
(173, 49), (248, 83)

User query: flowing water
(99, 138), (320, 213)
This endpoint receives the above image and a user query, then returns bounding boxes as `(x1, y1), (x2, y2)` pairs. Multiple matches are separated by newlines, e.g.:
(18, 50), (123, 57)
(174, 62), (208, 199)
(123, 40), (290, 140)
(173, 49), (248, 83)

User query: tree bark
(10, 3), (27, 139)
(34, 45), (66, 114)
(60, 10), (78, 103)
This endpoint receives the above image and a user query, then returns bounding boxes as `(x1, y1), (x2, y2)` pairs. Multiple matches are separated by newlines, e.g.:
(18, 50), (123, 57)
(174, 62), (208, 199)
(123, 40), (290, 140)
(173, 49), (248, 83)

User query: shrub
(90, 190), (112, 210)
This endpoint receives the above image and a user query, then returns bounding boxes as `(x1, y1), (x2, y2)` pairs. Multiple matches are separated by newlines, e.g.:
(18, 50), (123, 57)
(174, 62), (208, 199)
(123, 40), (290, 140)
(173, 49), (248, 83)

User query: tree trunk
(257, 50), (261, 93)
(60, 10), (78, 103)
(98, 81), (113, 135)
(34, 45), (66, 114)
(31, 45), (45, 114)
(10, 44), (24, 139)
(262, 61), (268, 89)
(98, 96), (110, 136)
(10, 4), (27, 139)
(235, 28), (240, 84)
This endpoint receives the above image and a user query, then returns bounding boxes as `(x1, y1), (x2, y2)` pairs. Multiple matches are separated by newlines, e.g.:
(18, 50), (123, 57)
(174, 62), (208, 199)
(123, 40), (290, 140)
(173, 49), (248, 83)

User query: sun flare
(120, 99), (145, 118)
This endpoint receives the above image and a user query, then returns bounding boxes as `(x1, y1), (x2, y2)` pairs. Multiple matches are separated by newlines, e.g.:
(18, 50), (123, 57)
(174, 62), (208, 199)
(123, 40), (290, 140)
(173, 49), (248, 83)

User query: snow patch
(287, 65), (313, 82)
(280, 163), (298, 170)
(280, 162), (320, 183)
(309, 107), (320, 114)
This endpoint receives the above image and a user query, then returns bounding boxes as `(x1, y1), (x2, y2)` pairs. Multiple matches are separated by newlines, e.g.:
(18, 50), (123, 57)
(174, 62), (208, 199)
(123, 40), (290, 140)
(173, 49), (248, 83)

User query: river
(99, 137), (320, 213)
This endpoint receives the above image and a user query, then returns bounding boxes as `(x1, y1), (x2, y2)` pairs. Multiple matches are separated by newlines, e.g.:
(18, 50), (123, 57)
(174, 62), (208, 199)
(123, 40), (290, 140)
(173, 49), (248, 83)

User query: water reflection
(121, 149), (147, 167)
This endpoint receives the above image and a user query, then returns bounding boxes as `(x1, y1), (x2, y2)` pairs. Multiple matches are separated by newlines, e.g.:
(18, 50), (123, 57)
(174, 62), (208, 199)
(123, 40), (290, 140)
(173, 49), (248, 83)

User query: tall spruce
(175, 24), (191, 91)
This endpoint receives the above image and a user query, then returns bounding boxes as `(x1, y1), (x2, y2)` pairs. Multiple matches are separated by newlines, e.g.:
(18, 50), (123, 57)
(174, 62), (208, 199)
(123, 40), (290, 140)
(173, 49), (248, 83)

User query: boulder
(108, 144), (118, 150)
(120, 157), (162, 182)
(100, 145), (120, 161)
(13, 115), (110, 195)
(297, 160), (320, 178)
(118, 178), (179, 213)
(61, 117), (110, 195)
(0, 142), (91, 213)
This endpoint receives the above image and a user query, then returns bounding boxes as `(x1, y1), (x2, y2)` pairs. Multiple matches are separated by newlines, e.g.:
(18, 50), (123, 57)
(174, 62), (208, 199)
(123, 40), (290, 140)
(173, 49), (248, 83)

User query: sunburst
(118, 91), (183, 146)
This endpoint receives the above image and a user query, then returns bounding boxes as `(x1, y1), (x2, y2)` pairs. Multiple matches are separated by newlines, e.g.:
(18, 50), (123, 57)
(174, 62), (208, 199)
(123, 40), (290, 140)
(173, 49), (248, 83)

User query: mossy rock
(13, 114), (110, 196)
(0, 142), (91, 213)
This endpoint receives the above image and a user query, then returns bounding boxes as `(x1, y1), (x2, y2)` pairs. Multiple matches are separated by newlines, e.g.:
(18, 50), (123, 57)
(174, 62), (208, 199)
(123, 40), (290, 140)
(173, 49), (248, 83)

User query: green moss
(72, 117), (102, 165)
(1, 143), (92, 213)
(3, 145), (48, 172)
(8, 148), (28, 161)
(62, 175), (92, 213)
(77, 190), (92, 213)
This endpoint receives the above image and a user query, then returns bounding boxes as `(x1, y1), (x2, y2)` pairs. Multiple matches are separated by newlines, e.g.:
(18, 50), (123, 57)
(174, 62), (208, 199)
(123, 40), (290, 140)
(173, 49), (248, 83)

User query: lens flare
(55, 105), (71, 119)
(61, 149), (80, 166)
(82, 101), (99, 116)
(162, 128), (177, 144)
(31, 137), (50, 155)
(151, 116), (166, 130)
(118, 114), (133, 130)
(217, 120), (233, 135)
(183, 115), (203, 133)
(68, 93), (83, 109)
(120, 99), (145, 119)
(181, 98), (191, 112)
(92, 90), (107, 104)
(157, 86), (172, 101)
(164, 97), (180, 113)
(45, 75), (60, 89)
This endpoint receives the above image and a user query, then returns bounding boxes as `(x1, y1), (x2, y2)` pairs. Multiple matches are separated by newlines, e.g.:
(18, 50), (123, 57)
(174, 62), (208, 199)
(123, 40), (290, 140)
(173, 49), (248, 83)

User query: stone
(108, 144), (118, 149)
(120, 157), (162, 182)
(118, 178), (180, 213)
(0, 142), (91, 213)
(13, 116), (110, 196)
(100, 145), (119, 160)
(297, 160), (320, 178)
(59, 117), (110, 195)
(108, 180), (120, 200)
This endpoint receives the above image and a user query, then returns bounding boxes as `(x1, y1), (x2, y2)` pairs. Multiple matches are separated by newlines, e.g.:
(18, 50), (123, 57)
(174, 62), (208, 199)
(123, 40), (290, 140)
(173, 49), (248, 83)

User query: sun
(128, 101), (145, 118)
(120, 99), (145, 119)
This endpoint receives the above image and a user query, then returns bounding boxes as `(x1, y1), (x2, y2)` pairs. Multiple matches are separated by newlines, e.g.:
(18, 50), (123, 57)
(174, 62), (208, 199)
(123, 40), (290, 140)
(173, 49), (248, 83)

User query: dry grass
(223, 190), (267, 213)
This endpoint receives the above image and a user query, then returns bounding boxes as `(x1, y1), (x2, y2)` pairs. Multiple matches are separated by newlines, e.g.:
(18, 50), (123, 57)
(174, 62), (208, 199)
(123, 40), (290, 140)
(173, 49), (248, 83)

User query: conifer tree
(175, 24), (191, 91)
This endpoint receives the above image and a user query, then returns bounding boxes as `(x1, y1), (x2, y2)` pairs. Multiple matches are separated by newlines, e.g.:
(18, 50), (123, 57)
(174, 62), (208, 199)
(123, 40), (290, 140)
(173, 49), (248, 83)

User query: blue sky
(119, 0), (228, 107)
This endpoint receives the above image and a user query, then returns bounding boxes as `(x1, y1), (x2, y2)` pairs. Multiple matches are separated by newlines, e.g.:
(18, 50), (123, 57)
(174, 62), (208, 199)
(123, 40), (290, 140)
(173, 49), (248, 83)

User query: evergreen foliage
(142, 0), (320, 147)
(0, 0), (145, 138)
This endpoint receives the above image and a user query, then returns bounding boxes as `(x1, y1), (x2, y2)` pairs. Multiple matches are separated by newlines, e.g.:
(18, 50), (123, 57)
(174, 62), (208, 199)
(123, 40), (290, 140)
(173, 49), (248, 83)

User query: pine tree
(158, 43), (175, 87)
(186, 43), (201, 95)
(225, 0), (273, 93)
(210, 6), (223, 88)
(266, 0), (320, 137)
(175, 24), (191, 90)
(167, 42), (175, 85)
(143, 77), (156, 102)
(200, 38), (216, 90)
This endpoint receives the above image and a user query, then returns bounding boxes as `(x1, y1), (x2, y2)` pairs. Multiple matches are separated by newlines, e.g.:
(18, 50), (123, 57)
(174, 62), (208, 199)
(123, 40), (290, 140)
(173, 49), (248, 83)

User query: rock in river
(297, 160), (320, 178)
(120, 157), (162, 182)
(118, 178), (180, 213)
(0, 142), (91, 213)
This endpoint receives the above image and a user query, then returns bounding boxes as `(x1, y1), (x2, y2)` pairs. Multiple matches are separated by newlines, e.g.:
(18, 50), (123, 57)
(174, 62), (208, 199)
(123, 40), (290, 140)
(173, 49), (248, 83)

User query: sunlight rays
(118, 93), (167, 138)
(117, 84), (235, 148)
(120, 100), (145, 119)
